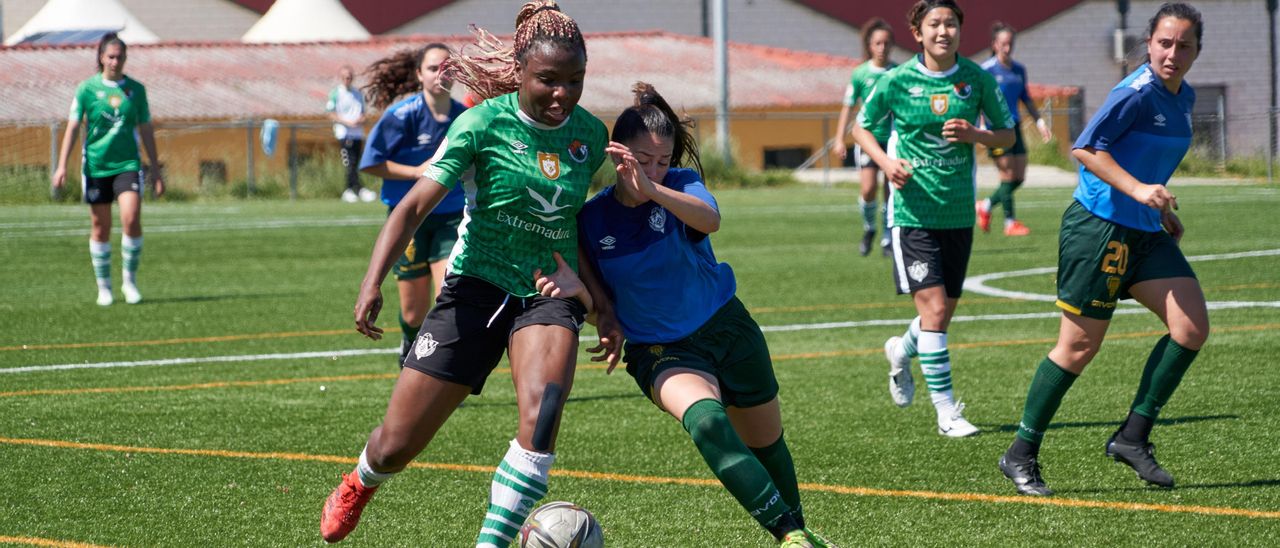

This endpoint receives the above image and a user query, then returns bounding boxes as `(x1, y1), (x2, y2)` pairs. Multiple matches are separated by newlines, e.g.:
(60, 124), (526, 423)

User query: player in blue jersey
(999, 3), (1208, 496)
(575, 83), (831, 548)
(832, 18), (897, 256)
(976, 22), (1054, 237)
(358, 43), (469, 366)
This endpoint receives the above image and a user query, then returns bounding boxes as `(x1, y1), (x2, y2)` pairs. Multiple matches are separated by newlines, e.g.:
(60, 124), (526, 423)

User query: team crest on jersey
(908, 260), (929, 282)
(567, 139), (589, 163)
(648, 206), (666, 233)
(930, 94), (949, 115)
(537, 152), (561, 180)
(953, 81), (972, 99)
(414, 332), (438, 359)
(108, 95), (123, 109)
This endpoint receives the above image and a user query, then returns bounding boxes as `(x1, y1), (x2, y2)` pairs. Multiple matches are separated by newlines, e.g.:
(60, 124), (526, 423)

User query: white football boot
(884, 336), (915, 407)
(96, 288), (114, 306)
(122, 282), (142, 304)
(937, 401), (979, 438)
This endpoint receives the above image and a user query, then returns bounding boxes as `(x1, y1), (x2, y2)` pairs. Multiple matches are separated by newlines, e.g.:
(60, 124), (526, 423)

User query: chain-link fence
(0, 118), (367, 203)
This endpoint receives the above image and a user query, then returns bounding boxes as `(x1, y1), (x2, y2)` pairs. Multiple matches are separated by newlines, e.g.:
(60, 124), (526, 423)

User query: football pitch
(1, 183), (1278, 546)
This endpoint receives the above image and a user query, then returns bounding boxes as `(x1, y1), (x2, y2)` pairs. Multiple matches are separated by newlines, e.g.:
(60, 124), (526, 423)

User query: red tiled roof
(230, 0), (456, 34)
(794, 0), (1087, 57)
(0, 31), (1077, 124)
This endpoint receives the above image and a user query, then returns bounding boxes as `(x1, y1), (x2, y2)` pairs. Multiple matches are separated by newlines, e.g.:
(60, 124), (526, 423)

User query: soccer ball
(517, 501), (604, 548)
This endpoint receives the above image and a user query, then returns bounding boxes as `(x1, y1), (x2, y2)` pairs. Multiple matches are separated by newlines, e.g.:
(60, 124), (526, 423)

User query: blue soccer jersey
(360, 95), (467, 212)
(1073, 64), (1194, 232)
(981, 57), (1032, 123)
(578, 168), (736, 344)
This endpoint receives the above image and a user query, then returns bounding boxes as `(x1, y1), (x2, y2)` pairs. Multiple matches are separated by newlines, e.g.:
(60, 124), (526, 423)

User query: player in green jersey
(52, 33), (164, 307)
(852, 0), (1015, 438)
(320, 4), (609, 547)
(832, 17), (898, 257)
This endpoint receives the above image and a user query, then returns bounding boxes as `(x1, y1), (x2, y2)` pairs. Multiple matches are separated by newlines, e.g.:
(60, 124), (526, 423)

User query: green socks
(1130, 335), (1199, 420)
(750, 433), (804, 527)
(682, 399), (790, 533)
(399, 313), (420, 346)
(858, 198), (876, 232)
(1015, 357), (1079, 445)
(988, 180), (1022, 220)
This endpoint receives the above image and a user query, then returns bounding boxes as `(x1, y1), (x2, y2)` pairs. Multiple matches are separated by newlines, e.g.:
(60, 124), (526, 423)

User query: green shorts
(623, 297), (778, 409)
(1056, 200), (1196, 320)
(392, 211), (463, 281)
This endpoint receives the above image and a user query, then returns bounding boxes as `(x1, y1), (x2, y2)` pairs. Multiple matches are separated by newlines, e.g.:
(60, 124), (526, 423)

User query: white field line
(7, 250), (1279, 374)
(964, 248), (1280, 306)
(0, 308), (1214, 375)
(3, 217), (384, 238)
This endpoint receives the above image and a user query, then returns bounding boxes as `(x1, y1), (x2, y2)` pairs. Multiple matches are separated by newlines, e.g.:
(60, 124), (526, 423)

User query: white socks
(917, 330), (956, 412)
(477, 439), (554, 548)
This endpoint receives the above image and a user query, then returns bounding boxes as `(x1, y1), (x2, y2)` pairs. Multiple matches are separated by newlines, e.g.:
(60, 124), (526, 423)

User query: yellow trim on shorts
(1055, 299), (1082, 315)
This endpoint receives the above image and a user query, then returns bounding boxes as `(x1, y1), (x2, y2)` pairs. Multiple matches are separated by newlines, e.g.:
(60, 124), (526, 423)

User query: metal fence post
(48, 120), (60, 200)
(288, 124), (298, 200)
(246, 119), (256, 195)
(1216, 93), (1227, 170)
(821, 114), (830, 186)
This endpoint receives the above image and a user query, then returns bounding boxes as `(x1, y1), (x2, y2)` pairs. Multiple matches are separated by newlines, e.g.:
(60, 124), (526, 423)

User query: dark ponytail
(95, 32), (126, 73)
(611, 82), (702, 178)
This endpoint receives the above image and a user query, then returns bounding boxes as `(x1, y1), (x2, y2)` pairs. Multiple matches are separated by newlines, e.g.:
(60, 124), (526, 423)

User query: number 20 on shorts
(1101, 241), (1129, 275)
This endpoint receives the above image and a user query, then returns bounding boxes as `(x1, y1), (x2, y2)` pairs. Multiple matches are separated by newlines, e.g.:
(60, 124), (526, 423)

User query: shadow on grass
(462, 392), (643, 408)
(1059, 478), (1280, 495)
(981, 414), (1240, 433)
(139, 292), (307, 304)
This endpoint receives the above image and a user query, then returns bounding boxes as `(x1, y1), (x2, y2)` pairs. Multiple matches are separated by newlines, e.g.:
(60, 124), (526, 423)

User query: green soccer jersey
(844, 61), (896, 143)
(858, 55), (1013, 229)
(423, 92), (608, 297)
(69, 75), (151, 178)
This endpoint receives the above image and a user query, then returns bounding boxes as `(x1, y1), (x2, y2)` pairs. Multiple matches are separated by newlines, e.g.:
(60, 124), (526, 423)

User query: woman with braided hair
(320, 3), (610, 546)
(574, 82), (833, 547)
(357, 43), (468, 367)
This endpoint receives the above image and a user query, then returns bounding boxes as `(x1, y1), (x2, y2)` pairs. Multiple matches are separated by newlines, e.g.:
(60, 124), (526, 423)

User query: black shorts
(889, 226), (973, 298)
(988, 125), (1026, 158)
(401, 274), (587, 395)
(83, 170), (142, 204)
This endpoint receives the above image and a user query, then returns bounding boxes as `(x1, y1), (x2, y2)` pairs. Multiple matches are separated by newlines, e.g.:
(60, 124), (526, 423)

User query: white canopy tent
(5, 0), (159, 46)
(241, 0), (370, 44)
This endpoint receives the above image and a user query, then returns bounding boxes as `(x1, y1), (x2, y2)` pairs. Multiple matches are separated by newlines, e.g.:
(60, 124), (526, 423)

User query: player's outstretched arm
(354, 177), (451, 339)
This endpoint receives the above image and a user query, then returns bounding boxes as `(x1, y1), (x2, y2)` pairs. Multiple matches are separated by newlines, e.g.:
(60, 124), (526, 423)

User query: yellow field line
(752, 297), (1016, 314)
(1, 436), (1276, 520)
(0, 536), (110, 548)
(0, 328), (383, 353)
(6, 324), (1275, 400)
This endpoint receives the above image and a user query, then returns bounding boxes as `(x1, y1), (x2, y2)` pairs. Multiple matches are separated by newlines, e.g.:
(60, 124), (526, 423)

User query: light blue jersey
(578, 168), (736, 344)
(981, 57), (1033, 123)
(360, 94), (466, 212)
(1073, 64), (1194, 232)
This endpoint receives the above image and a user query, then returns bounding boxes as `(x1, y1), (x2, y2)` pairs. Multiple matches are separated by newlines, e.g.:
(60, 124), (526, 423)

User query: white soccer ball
(517, 501), (604, 548)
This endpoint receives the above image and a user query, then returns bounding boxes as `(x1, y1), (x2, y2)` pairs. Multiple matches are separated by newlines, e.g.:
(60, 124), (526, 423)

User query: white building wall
(1010, 0), (1278, 156)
